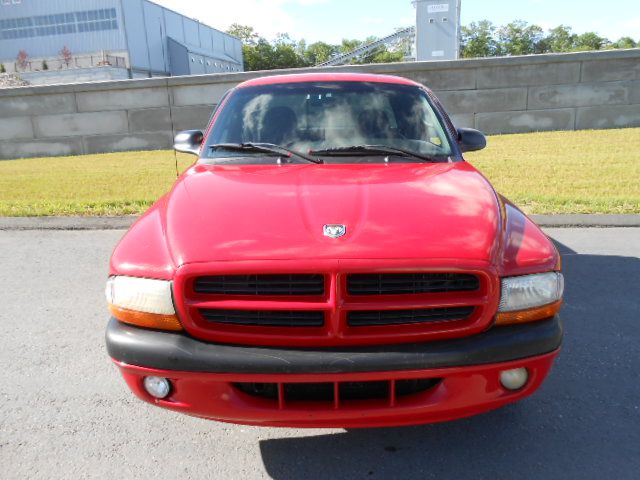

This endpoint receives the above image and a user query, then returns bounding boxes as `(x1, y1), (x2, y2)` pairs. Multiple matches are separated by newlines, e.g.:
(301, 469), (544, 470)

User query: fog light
(143, 376), (171, 399)
(499, 368), (528, 391)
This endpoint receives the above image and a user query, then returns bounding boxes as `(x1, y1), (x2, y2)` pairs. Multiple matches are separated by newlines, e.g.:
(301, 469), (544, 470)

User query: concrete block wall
(0, 49), (638, 159)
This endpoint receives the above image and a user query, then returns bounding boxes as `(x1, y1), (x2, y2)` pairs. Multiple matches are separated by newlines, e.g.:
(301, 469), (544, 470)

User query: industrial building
(316, 0), (461, 67)
(0, 0), (243, 82)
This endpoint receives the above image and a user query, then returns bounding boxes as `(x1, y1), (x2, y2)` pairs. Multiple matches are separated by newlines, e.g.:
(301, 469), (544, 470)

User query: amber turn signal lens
(108, 304), (183, 331)
(495, 300), (562, 326)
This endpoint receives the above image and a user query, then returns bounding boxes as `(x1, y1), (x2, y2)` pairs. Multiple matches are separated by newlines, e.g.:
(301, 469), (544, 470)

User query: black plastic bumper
(106, 316), (562, 374)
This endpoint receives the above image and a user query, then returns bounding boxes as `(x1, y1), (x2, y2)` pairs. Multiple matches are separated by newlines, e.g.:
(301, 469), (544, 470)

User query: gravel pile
(0, 73), (29, 88)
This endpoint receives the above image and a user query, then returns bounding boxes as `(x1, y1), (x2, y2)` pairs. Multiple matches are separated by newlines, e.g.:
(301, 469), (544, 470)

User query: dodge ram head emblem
(323, 224), (346, 238)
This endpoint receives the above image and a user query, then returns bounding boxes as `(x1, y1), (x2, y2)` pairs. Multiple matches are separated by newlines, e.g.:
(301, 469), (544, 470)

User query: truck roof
(236, 72), (422, 89)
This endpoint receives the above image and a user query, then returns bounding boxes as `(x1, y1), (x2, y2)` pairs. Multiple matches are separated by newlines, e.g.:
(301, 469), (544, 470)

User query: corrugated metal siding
(163, 9), (184, 43)
(0, 0), (243, 75)
(166, 37), (188, 76)
(142, 0), (167, 73)
(120, 0), (150, 71)
(182, 16), (199, 47)
(0, 0), (126, 60)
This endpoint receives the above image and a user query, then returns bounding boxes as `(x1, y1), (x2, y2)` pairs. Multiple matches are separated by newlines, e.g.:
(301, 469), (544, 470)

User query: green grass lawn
(466, 128), (640, 214)
(0, 128), (638, 216)
(0, 151), (193, 216)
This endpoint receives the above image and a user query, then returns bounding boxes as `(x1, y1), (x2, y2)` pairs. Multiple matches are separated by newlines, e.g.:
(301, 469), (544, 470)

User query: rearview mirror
(457, 128), (486, 153)
(174, 130), (204, 155)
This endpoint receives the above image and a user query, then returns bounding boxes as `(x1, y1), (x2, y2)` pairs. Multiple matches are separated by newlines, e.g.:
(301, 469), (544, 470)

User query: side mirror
(174, 130), (204, 155)
(457, 128), (486, 153)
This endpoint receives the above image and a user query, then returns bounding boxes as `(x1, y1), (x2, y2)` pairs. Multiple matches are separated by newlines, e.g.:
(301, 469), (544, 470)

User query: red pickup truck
(106, 73), (563, 428)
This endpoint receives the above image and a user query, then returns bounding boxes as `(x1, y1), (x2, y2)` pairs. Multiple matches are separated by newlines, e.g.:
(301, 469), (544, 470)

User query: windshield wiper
(309, 145), (443, 162)
(210, 143), (323, 164)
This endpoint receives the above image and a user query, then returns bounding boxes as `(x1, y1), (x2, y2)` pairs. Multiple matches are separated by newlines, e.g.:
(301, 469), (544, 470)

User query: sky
(152, 0), (640, 44)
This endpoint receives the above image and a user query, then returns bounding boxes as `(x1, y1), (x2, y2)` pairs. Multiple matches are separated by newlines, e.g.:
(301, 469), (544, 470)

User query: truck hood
(163, 162), (501, 265)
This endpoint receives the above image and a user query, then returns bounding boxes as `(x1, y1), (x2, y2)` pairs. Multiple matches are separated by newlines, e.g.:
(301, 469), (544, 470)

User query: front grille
(200, 309), (324, 327)
(347, 306), (474, 326)
(194, 274), (324, 296)
(233, 378), (441, 404)
(177, 265), (494, 347)
(347, 273), (480, 295)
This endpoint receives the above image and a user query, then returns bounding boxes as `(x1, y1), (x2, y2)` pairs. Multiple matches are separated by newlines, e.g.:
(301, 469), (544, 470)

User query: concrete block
(576, 105), (640, 129)
(128, 108), (172, 133)
(581, 58), (640, 82)
(630, 81), (640, 104)
(170, 105), (215, 131)
(0, 117), (34, 141)
(0, 93), (76, 117)
(435, 88), (527, 114)
(34, 111), (128, 138)
(477, 62), (580, 88)
(171, 82), (236, 106)
(0, 138), (84, 160)
(449, 113), (475, 129)
(528, 82), (629, 109)
(476, 109), (575, 134)
(401, 68), (476, 90)
(83, 132), (173, 154)
(76, 87), (169, 112)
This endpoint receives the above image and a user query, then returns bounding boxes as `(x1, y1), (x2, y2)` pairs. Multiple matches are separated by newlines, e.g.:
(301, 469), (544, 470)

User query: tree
(224, 24), (419, 70)
(226, 21), (635, 69)
(226, 24), (259, 46)
(611, 36), (636, 49)
(226, 25), (308, 71)
(16, 50), (29, 71)
(339, 39), (361, 55)
(42, 60), (49, 70)
(543, 25), (577, 53)
(241, 39), (271, 71)
(573, 32), (607, 51)
(0, 63), (5, 73)
(356, 36), (404, 64)
(242, 38), (307, 71)
(390, 26), (415, 59)
(461, 20), (498, 58)
(295, 38), (308, 61)
(497, 20), (545, 55)
(368, 48), (404, 64)
(60, 46), (73, 67)
(303, 41), (337, 65)
(272, 42), (307, 69)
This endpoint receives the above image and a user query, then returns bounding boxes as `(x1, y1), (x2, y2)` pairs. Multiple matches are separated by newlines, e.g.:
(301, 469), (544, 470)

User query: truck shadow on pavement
(258, 239), (640, 480)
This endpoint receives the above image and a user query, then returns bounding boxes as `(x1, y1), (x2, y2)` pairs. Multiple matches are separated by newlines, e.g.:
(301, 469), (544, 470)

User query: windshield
(203, 81), (454, 163)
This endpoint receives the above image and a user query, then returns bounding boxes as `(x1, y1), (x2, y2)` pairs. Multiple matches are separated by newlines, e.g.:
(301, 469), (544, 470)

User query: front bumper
(107, 316), (562, 428)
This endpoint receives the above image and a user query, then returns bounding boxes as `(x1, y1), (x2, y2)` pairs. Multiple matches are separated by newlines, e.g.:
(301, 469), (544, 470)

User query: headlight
(106, 276), (182, 331)
(496, 272), (563, 326)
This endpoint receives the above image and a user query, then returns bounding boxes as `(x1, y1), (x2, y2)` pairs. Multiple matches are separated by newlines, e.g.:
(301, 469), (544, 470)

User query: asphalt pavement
(1, 228), (639, 479)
